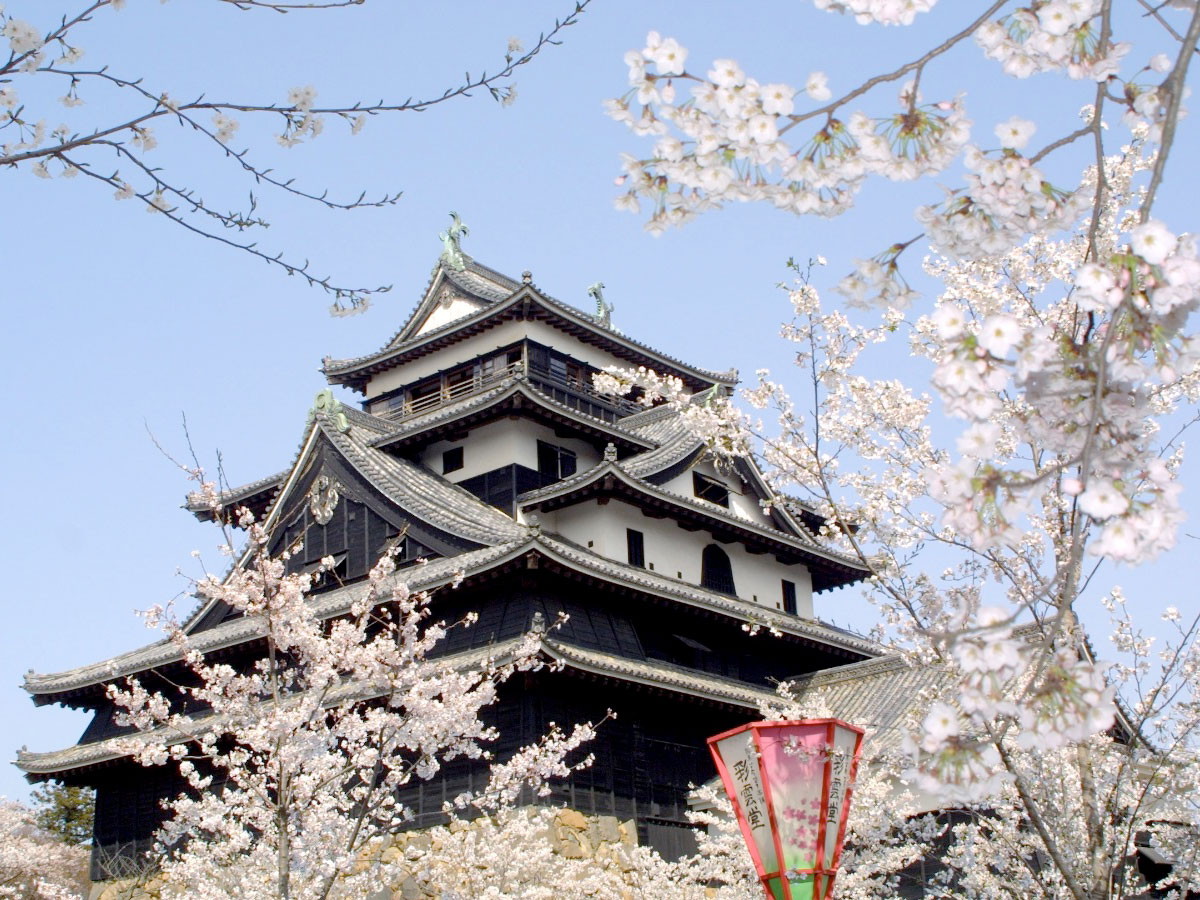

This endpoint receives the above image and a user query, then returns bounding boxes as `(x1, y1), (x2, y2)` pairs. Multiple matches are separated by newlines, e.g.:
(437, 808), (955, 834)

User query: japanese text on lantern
(733, 758), (767, 831)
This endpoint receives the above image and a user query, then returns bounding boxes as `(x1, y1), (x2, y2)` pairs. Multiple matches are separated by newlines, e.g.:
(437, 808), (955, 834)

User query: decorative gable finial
(588, 281), (613, 327)
(604, 442), (618, 462)
(308, 474), (342, 525)
(311, 388), (350, 433)
(521, 270), (532, 284)
(530, 610), (547, 636)
(439, 211), (469, 272)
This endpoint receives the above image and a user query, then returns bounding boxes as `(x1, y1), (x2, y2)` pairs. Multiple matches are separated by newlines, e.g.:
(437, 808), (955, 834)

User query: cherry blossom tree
(600, 3), (1200, 898)
(0, 0), (588, 314)
(0, 798), (89, 900)
(108, 480), (601, 900)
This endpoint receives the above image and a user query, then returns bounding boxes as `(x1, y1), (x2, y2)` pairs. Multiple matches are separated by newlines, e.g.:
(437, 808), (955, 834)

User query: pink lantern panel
(709, 719), (864, 900)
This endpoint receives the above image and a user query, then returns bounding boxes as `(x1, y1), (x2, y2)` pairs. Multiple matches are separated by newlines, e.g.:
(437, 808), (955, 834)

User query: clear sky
(2, 1), (1197, 802)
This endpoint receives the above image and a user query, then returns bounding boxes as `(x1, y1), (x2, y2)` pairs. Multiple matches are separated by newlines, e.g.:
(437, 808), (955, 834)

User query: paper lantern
(708, 719), (865, 900)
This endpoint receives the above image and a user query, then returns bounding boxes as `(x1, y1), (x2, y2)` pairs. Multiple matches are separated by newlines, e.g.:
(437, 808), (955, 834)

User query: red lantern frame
(708, 719), (864, 900)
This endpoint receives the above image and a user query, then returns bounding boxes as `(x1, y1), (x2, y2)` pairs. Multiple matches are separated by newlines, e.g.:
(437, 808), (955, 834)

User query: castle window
(537, 440), (577, 484)
(693, 473), (729, 507)
(442, 447), (463, 474)
(782, 579), (798, 615)
(627, 529), (645, 568)
(701, 544), (736, 595)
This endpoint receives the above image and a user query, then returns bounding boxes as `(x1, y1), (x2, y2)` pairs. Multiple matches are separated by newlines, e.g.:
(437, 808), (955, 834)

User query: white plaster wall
(415, 296), (486, 336)
(659, 458), (775, 529)
(547, 498), (814, 618)
(366, 319), (661, 399)
(419, 419), (601, 484)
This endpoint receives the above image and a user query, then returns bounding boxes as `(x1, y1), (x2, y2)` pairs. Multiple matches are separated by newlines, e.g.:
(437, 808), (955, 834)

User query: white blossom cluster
(106, 488), (602, 899)
(916, 141), (1091, 260)
(811, 0), (938, 27)
(606, 32), (969, 233)
(0, 799), (88, 900)
(598, 137), (1199, 863)
(975, 2), (1130, 81)
(597, 5), (1200, 895)
(922, 146), (1196, 567)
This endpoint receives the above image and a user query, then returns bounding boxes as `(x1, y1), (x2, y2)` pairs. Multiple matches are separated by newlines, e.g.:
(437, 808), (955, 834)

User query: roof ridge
(24, 540), (535, 698)
(379, 254), (523, 351)
(521, 461), (865, 572)
(535, 535), (879, 655)
(324, 285), (737, 387)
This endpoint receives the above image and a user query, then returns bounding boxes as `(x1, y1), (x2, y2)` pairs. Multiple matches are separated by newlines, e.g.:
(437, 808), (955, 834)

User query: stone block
(555, 808), (588, 830)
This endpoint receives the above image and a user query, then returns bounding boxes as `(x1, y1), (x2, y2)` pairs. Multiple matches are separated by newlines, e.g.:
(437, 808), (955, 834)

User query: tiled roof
(369, 377), (654, 453)
(384, 256), (523, 349)
(520, 461), (867, 579)
(620, 408), (705, 479)
(23, 541), (532, 700)
(540, 638), (778, 709)
(184, 470), (287, 515)
(784, 654), (950, 757)
(323, 257), (737, 389)
(533, 535), (878, 657)
(18, 637), (530, 778)
(25, 532), (876, 702)
(25, 629), (892, 779)
(319, 410), (526, 546)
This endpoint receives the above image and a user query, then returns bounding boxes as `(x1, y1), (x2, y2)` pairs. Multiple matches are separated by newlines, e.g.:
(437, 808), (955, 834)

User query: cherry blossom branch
(64, 150), (391, 306)
(1, 0), (592, 312)
(780, 0), (1010, 134)
(1140, 0), (1200, 220)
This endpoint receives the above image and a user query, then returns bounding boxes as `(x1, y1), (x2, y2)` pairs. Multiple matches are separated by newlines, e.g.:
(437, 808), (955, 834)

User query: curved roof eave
(323, 286), (737, 394)
(368, 377), (656, 454)
(18, 633), (785, 781)
(519, 462), (869, 588)
(25, 532), (874, 705)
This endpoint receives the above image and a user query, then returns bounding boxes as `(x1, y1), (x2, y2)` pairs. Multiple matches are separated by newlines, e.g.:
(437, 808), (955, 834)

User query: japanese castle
(20, 226), (897, 880)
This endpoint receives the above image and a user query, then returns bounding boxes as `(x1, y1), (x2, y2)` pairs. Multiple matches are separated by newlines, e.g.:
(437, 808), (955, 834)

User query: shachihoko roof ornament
(438, 211), (469, 272)
(588, 281), (613, 328)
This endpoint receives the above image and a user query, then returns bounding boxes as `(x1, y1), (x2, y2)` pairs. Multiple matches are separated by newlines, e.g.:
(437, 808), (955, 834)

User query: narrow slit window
(627, 529), (645, 568)
(782, 579), (798, 615)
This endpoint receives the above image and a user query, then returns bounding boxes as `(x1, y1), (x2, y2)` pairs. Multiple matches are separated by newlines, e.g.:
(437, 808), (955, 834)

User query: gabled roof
(619, 406), (706, 480)
(24, 533), (877, 707)
(617, 408), (823, 540)
(178, 398), (528, 637)
(519, 461), (869, 592)
(192, 401), (525, 545)
(388, 256), (522, 347)
(323, 257), (737, 395)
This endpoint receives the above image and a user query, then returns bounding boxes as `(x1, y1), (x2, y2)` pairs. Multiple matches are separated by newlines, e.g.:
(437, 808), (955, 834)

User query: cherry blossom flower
(804, 71), (831, 101)
(994, 115), (1036, 150)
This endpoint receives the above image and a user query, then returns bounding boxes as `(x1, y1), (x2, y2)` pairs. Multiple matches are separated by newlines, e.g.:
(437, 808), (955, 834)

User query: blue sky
(2, 1), (1197, 802)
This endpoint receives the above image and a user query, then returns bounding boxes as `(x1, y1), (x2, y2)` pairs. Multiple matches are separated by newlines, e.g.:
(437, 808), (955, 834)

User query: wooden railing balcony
(373, 359), (643, 424)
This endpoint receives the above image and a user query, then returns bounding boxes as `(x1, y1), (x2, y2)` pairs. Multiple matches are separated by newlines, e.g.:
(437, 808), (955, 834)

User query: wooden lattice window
(692, 473), (729, 507)
(701, 544), (736, 595)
